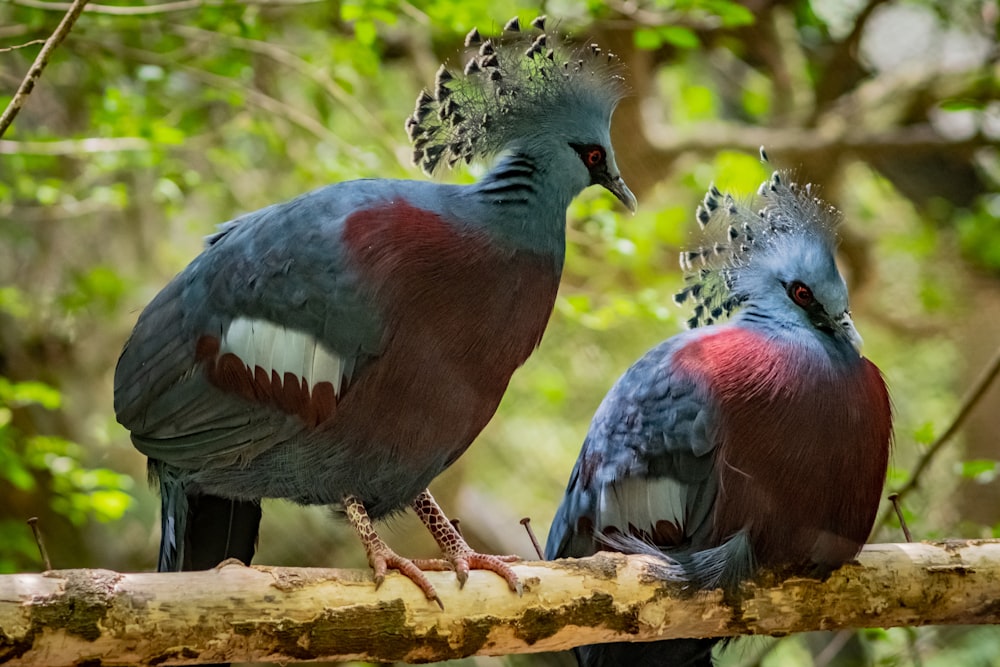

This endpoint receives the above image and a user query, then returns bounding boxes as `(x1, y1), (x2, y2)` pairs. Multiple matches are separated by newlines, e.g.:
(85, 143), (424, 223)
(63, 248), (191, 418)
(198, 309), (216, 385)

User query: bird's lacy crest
(677, 167), (841, 329)
(407, 16), (626, 175)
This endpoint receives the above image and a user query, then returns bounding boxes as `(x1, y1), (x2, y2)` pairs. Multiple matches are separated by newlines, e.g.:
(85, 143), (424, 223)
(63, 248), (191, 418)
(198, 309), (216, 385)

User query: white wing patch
(220, 316), (344, 395)
(597, 476), (687, 535)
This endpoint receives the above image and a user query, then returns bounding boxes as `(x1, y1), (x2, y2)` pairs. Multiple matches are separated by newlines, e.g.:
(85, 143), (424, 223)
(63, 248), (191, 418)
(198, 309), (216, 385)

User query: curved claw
(410, 489), (525, 595)
(370, 550), (443, 608)
(343, 494), (445, 607)
(455, 551), (522, 594)
(413, 552), (522, 593)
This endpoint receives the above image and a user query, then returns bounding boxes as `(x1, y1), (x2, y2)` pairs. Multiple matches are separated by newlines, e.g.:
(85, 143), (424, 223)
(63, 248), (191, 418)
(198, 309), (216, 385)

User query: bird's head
(674, 149), (863, 355)
(406, 16), (636, 212)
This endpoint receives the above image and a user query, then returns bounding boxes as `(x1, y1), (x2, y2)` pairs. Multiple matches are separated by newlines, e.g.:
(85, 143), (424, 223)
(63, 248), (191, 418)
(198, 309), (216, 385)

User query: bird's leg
(410, 489), (522, 594)
(342, 494), (443, 607)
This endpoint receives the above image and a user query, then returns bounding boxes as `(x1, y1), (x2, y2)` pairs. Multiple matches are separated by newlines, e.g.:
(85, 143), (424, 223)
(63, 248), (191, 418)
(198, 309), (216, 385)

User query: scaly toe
(455, 552), (522, 594)
(371, 552), (441, 605)
(408, 557), (453, 571)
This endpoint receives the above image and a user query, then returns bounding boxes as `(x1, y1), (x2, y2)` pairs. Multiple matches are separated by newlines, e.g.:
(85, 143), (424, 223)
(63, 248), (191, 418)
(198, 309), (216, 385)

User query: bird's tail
(180, 492), (261, 571)
(599, 529), (754, 593)
(154, 463), (262, 572)
(156, 470), (187, 572)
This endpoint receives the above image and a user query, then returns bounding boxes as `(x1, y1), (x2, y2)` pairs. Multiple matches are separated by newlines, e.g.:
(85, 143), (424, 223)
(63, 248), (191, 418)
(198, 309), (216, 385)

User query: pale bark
(2, 540), (998, 666)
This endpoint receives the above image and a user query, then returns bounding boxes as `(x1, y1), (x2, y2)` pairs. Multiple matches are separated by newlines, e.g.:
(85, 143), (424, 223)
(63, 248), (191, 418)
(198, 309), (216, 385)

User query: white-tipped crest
(674, 149), (842, 329)
(406, 16), (627, 175)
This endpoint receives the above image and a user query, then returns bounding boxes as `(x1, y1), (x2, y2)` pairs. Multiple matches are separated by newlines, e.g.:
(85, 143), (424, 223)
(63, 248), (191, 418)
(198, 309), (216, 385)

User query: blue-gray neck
(461, 149), (581, 263)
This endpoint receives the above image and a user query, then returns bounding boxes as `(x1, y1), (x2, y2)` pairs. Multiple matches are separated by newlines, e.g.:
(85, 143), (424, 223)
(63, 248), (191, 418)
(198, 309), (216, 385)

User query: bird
(114, 15), (636, 606)
(545, 150), (892, 666)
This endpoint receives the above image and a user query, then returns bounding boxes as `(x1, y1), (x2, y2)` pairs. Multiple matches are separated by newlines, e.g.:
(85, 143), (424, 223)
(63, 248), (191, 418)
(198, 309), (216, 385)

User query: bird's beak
(600, 173), (637, 213)
(837, 311), (864, 355)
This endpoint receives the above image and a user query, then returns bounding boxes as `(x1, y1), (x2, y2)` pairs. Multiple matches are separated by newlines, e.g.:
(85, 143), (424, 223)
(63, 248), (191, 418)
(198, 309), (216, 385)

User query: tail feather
(155, 464), (262, 572)
(157, 477), (187, 572)
(182, 493), (261, 571)
(599, 529), (754, 593)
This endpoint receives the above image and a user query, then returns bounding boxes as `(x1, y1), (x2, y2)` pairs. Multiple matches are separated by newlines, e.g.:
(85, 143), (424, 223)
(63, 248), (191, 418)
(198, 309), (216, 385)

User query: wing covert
(546, 330), (721, 561)
(114, 182), (398, 467)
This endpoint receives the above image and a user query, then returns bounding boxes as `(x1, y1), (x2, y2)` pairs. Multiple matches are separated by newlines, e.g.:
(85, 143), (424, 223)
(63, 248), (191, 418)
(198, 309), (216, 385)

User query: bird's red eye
(788, 281), (814, 307)
(574, 144), (606, 168)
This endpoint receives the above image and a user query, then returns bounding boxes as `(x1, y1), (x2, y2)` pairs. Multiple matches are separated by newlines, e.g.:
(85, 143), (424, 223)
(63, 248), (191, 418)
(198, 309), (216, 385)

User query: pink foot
(411, 489), (523, 594)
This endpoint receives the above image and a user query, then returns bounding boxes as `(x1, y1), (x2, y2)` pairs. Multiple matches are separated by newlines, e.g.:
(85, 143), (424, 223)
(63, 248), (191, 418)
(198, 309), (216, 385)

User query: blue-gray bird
(545, 153), (891, 666)
(114, 16), (636, 606)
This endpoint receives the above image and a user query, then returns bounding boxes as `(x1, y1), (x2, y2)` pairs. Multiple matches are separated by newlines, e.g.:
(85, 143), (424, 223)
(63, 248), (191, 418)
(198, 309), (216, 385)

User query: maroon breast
(674, 328), (892, 568)
(335, 200), (562, 467)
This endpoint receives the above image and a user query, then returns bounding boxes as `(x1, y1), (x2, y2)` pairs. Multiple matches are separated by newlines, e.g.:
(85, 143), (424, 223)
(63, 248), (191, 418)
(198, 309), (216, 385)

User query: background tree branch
(0, 0), (89, 138)
(3, 541), (1000, 666)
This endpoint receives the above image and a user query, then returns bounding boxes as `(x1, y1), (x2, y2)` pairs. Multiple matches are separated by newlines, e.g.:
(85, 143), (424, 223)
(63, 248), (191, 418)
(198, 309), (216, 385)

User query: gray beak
(837, 311), (864, 355)
(602, 174), (637, 213)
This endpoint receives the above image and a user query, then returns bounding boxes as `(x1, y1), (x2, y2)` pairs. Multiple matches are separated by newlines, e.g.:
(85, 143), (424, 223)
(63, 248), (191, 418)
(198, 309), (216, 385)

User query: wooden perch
(2, 540), (999, 666)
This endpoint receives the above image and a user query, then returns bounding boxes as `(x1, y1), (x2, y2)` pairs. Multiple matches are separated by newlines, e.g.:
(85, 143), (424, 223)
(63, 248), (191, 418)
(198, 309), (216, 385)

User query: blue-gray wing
(113, 181), (393, 469)
(545, 331), (721, 563)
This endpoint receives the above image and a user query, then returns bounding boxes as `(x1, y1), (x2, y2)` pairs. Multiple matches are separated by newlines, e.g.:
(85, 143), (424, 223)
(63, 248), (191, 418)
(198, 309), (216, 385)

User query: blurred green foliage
(1, 0), (999, 664)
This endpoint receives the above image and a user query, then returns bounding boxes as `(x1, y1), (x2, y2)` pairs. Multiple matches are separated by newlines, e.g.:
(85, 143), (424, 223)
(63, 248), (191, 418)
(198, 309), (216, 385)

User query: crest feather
(406, 16), (627, 175)
(676, 149), (842, 329)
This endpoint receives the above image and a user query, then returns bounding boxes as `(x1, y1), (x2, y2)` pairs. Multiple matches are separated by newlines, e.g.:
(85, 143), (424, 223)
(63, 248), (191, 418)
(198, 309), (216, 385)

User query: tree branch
(0, 0), (90, 139)
(0, 137), (151, 154)
(643, 122), (999, 162)
(3, 541), (1000, 665)
(877, 343), (1000, 532)
(6, 0), (324, 15)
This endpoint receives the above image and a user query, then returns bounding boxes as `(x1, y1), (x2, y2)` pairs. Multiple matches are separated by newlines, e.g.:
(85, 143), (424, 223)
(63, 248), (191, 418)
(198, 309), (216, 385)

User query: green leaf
(913, 421), (936, 445)
(635, 25), (701, 50)
(885, 465), (909, 486)
(634, 28), (662, 51)
(714, 2), (755, 27)
(0, 379), (61, 410)
(680, 84), (716, 119)
(940, 98), (986, 111)
(658, 25), (700, 49)
(0, 447), (36, 491)
(87, 489), (134, 522)
(959, 459), (997, 480)
(58, 265), (127, 315)
(0, 287), (29, 319)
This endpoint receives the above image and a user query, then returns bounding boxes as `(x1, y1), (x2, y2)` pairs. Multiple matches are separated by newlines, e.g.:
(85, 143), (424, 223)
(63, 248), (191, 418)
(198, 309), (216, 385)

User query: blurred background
(1, 0), (999, 665)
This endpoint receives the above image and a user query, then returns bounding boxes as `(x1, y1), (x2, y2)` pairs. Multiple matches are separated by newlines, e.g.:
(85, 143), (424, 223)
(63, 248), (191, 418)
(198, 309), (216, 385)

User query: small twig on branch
(25, 517), (52, 570)
(888, 493), (912, 542)
(520, 517), (544, 559)
(877, 342), (1000, 533)
(0, 0), (90, 139)
(0, 39), (48, 54)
